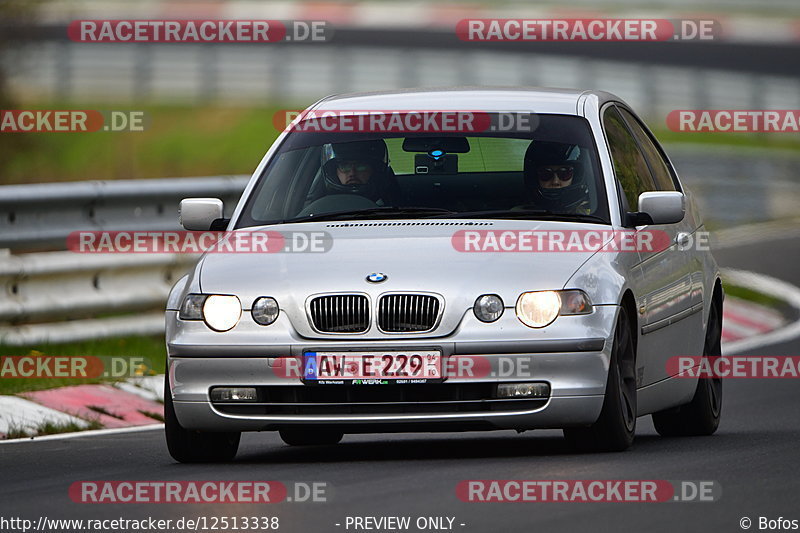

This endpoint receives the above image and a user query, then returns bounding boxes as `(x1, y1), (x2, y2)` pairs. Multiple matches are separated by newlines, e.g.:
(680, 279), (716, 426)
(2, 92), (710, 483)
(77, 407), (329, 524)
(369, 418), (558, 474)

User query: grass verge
(656, 129), (800, 152)
(0, 103), (297, 184)
(0, 335), (165, 395)
(723, 283), (788, 311)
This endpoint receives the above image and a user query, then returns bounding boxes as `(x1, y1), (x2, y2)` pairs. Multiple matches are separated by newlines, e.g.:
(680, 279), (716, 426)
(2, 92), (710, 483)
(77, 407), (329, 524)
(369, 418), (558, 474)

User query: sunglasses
(337, 161), (372, 172)
(537, 165), (574, 182)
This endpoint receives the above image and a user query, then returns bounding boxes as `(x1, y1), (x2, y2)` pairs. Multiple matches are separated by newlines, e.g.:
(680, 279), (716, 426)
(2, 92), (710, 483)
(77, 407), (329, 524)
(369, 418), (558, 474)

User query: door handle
(675, 232), (691, 248)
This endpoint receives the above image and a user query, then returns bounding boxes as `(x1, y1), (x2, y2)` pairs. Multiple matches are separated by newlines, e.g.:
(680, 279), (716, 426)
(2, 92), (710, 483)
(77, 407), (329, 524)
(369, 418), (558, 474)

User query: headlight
(474, 294), (504, 323)
(515, 291), (561, 328)
(202, 295), (241, 331)
(179, 294), (207, 320)
(515, 290), (594, 328)
(252, 297), (280, 325)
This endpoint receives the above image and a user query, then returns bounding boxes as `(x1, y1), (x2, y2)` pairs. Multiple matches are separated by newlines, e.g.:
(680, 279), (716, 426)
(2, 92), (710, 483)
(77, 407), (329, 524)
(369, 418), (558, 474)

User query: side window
(602, 106), (655, 211)
(618, 108), (677, 192)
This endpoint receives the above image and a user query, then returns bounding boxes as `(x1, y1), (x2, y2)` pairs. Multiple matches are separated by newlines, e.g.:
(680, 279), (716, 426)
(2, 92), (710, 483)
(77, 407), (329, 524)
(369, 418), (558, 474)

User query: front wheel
(164, 370), (241, 463)
(563, 306), (637, 452)
(652, 299), (723, 437)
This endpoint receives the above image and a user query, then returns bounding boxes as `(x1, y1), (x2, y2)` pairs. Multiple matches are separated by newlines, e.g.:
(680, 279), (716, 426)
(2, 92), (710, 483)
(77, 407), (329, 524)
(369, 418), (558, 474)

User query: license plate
(302, 351), (442, 384)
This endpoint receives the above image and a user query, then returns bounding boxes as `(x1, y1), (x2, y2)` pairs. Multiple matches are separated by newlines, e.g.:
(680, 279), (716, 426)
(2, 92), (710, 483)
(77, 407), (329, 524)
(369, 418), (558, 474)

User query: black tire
(164, 370), (241, 463)
(563, 306), (637, 452)
(279, 428), (343, 446)
(652, 299), (723, 437)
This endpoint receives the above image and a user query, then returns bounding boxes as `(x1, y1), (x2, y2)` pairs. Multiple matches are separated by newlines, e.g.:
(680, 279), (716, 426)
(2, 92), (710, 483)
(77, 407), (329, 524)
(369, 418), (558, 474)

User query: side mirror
(630, 191), (685, 226)
(180, 198), (223, 230)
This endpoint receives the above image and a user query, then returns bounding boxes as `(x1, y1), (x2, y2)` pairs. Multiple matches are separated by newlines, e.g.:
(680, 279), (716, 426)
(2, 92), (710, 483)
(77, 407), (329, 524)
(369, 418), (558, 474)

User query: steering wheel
(295, 194), (379, 218)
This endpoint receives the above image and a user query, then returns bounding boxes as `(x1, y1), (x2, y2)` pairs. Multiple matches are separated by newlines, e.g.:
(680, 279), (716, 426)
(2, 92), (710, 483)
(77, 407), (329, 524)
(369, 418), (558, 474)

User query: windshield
(236, 114), (609, 227)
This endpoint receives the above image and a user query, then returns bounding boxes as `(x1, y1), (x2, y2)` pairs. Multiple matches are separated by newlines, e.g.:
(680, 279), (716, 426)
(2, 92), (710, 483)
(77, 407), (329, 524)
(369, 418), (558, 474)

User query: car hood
(199, 219), (608, 307)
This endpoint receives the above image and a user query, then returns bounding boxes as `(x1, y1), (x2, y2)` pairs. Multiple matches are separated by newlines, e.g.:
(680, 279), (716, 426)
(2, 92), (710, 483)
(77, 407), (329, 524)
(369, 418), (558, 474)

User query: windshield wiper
(541, 213), (609, 224)
(433, 208), (550, 219)
(280, 206), (458, 223)
(432, 209), (609, 224)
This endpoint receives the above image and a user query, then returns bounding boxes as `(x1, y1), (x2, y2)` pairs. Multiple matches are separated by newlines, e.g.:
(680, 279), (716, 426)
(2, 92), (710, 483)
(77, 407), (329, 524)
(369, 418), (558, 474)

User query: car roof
(312, 86), (621, 115)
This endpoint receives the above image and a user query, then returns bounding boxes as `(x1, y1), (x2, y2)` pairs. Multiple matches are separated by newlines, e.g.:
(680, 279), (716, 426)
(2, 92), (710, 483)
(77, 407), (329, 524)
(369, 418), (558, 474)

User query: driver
(520, 141), (591, 215)
(319, 140), (398, 205)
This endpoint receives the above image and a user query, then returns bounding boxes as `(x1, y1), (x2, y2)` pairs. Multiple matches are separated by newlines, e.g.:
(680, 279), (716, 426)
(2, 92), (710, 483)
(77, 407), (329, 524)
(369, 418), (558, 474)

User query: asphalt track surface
(1, 234), (799, 533)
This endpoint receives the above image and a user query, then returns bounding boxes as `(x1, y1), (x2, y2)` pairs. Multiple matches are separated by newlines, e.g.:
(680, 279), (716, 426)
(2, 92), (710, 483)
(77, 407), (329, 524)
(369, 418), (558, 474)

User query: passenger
(520, 141), (591, 215)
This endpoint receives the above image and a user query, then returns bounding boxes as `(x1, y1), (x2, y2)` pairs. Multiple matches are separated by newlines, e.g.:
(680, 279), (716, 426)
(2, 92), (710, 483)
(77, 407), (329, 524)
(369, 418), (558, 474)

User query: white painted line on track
(0, 423), (163, 444)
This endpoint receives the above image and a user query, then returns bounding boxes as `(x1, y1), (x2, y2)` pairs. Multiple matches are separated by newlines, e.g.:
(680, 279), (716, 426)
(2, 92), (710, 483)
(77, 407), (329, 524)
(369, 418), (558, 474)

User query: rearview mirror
(180, 198), (223, 230)
(632, 191), (685, 225)
(402, 137), (470, 153)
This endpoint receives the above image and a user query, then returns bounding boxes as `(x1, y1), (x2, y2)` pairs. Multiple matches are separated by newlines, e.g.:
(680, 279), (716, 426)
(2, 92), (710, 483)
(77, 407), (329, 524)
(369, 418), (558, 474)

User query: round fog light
(252, 297), (280, 325)
(474, 294), (504, 323)
(210, 387), (257, 402)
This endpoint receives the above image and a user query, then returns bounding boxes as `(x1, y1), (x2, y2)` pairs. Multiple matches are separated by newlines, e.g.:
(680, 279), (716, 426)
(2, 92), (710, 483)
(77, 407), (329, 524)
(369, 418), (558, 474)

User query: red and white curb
(722, 297), (786, 344)
(2, 268), (799, 441)
(0, 376), (163, 440)
(21, 383), (163, 429)
(0, 396), (91, 437)
(721, 268), (800, 355)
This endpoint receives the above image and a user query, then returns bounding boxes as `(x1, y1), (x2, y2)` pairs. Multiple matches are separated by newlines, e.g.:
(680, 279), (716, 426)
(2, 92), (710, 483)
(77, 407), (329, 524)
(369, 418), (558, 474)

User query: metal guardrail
(0, 249), (196, 345)
(0, 175), (249, 345)
(3, 38), (799, 117)
(0, 176), (249, 252)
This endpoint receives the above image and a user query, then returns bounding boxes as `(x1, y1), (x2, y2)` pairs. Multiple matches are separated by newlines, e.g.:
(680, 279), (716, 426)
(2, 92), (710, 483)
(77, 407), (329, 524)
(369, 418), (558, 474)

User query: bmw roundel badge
(366, 272), (387, 283)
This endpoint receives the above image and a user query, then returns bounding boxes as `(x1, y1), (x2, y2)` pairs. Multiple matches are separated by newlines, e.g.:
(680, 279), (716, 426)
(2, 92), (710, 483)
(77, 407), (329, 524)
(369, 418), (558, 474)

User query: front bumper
(166, 305), (618, 432)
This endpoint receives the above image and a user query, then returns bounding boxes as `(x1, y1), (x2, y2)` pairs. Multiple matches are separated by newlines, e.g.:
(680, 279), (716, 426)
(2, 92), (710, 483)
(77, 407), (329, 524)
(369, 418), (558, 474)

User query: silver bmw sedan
(165, 88), (723, 462)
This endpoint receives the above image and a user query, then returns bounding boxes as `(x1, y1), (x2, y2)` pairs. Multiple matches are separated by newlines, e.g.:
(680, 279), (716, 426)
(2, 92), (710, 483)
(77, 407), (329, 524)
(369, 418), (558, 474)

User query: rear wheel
(564, 306), (637, 452)
(280, 428), (343, 446)
(652, 299), (723, 437)
(164, 369), (241, 463)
